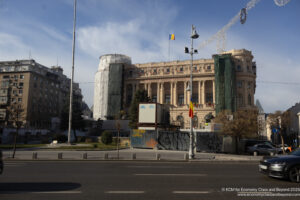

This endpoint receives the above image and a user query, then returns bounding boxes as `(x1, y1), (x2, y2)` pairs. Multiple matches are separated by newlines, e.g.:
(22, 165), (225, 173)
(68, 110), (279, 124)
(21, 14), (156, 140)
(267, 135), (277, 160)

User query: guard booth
(130, 103), (170, 149)
(137, 103), (170, 130)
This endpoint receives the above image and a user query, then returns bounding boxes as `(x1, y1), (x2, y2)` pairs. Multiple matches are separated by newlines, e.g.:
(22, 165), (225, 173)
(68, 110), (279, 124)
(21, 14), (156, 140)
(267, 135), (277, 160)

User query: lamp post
(68, 0), (77, 144)
(185, 25), (199, 159)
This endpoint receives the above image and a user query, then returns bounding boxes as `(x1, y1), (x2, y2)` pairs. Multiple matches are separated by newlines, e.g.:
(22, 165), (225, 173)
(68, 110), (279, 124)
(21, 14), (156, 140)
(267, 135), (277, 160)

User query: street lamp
(185, 25), (199, 159)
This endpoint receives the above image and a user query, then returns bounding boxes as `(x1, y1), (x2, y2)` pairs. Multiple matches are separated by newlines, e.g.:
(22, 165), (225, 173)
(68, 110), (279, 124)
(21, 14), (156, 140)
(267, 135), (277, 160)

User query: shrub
(101, 131), (113, 145)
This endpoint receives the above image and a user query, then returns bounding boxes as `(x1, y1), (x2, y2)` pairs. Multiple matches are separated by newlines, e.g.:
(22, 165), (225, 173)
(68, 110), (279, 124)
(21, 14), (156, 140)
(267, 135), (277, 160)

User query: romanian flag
(169, 34), (175, 40)
(189, 99), (194, 118)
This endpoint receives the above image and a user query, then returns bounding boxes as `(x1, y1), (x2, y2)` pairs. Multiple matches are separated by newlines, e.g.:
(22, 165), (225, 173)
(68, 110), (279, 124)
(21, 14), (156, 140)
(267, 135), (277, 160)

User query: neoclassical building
(93, 49), (257, 129)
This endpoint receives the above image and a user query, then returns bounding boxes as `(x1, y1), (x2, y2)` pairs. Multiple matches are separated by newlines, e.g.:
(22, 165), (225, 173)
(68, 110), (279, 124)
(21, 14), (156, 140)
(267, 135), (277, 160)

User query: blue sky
(0, 0), (299, 113)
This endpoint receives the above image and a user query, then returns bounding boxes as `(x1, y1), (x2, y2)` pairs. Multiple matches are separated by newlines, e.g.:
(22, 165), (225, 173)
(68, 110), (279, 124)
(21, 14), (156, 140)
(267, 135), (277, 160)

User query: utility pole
(68, 0), (77, 144)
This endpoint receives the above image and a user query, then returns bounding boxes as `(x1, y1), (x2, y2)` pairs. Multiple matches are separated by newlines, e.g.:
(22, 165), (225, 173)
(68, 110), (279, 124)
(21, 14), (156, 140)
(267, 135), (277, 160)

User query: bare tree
(7, 103), (24, 158)
(268, 110), (291, 154)
(214, 109), (260, 153)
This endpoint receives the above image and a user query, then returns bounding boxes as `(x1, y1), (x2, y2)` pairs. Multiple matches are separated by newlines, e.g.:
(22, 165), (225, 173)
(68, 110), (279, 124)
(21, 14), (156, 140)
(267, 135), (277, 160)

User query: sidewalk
(2, 148), (263, 162)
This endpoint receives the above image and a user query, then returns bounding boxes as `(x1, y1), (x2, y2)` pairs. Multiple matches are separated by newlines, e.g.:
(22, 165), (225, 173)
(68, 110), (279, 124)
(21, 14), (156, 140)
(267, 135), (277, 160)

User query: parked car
(247, 143), (282, 155)
(259, 148), (300, 182)
(239, 139), (275, 153)
(0, 150), (3, 174)
(277, 144), (292, 153)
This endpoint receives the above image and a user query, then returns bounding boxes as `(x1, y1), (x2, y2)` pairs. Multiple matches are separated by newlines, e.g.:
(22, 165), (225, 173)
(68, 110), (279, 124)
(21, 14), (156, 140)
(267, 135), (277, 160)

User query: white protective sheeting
(93, 54), (131, 120)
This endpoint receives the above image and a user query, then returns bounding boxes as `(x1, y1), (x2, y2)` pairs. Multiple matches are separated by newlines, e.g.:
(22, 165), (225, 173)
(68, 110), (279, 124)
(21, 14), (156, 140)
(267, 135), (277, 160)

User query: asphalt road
(1, 161), (299, 200)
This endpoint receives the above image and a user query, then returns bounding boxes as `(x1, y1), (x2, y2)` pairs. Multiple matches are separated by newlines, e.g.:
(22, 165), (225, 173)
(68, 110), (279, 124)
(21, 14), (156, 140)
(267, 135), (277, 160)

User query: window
(192, 94), (198, 103)
(247, 82), (251, 89)
(1, 80), (9, 88)
(166, 68), (170, 73)
(19, 82), (24, 87)
(20, 75), (24, 79)
(176, 115), (184, 128)
(19, 89), (23, 94)
(151, 95), (157, 103)
(18, 98), (22, 102)
(180, 67), (183, 72)
(11, 98), (16, 103)
(178, 94), (184, 105)
(3, 75), (9, 79)
(248, 94), (251, 105)
(12, 90), (17, 95)
(0, 97), (8, 104)
(165, 94), (170, 104)
(153, 69), (157, 74)
(207, 65), (211, 70)
(237, 81), (243, 88)
(237, 65), (242, 71)
(205, 93), (213, 104)
(238, 93), (243, 107)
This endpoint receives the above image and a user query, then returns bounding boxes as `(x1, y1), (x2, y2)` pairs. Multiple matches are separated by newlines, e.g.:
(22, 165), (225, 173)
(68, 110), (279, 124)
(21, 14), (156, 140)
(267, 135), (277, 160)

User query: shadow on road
(0, 182), (81, 194)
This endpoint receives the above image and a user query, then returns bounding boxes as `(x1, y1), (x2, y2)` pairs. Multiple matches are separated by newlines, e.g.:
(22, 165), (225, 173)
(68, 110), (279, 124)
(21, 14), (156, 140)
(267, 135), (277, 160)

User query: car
(239, 139), (275, 153)
(247, 143), (282, 155)
(277, 144), (292, 153)
(0, 150), (3, 174)
(259, 148), (300, 182)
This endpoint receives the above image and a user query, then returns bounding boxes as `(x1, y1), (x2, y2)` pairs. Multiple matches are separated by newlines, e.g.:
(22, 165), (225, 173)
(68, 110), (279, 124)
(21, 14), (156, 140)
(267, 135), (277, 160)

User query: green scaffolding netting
(214, 54), (236, 114)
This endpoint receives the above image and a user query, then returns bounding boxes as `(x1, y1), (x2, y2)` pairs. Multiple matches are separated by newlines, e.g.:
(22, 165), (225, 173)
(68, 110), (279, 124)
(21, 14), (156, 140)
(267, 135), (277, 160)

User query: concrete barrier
(184, 153), (188, 161)
(132, 153), (136, 160)
(82, 153), (87, 159)
(156, 153), (161, 160)
(58, 153), (63, 159)
(104, 153), (108, 160)
(32, 152), (37, 160)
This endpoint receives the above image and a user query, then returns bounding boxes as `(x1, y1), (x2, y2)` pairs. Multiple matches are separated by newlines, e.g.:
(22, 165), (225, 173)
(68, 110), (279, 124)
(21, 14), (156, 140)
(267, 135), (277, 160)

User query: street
(1, 160), (299, 200)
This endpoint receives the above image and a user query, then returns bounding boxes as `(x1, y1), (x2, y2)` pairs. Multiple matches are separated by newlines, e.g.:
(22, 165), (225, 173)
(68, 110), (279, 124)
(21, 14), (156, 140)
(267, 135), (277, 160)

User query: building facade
(0, 59), (82, 129)
(94, 49), (257, 129)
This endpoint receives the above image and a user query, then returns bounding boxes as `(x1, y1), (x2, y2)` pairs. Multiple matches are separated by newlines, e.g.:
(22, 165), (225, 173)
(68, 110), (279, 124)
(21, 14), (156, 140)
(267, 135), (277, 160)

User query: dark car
(259, 148), (300, 182)
(247, 143), (282, 155)
(0, 150), (3, 174)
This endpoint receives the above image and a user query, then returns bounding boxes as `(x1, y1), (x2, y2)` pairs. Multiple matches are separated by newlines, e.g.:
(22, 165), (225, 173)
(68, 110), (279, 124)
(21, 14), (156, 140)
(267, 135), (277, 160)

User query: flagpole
(168, 36), (170, 61)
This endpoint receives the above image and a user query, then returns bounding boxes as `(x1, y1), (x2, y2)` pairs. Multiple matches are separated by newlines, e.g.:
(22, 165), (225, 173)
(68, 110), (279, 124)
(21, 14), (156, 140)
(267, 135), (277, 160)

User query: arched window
(176, 115), (184, 129)
(193, 116), (198, 128)
(248, 94), (251, 105)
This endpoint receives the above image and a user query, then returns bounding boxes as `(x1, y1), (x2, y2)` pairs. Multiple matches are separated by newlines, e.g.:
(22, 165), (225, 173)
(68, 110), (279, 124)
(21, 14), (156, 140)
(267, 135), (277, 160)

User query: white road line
(173, 191), (211, 194)
(31, 191), (82, 194)
(105, 191), (145, 194)
(135, 174), (206, 176)
(127, 166), (181, 168)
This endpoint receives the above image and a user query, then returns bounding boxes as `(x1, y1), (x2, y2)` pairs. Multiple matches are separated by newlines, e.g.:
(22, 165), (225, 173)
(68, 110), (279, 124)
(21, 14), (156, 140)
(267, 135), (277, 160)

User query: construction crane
(198, 0), (291, 53)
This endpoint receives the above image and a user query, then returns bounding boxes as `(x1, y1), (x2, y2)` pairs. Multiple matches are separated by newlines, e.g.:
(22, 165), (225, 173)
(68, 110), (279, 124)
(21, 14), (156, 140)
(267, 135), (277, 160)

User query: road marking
(32, 191), (82, 194)
(105, 191), (145, 194)
(173, 191), (211, 194)
(135, 174), (206, 176)
(127, 166), (182, 168)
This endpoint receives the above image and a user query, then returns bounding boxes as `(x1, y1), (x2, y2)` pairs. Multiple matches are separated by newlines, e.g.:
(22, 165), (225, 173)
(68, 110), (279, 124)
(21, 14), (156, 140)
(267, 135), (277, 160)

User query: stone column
(174, 82), (177, 106)
(184, 81), (187, 105)
(202, 81), (205, 105)
(148, 83), (151, 99)
(212, 80), (215, 105)
(144, 83), (147, 91)
(157, 82), (160, 103)
(161, 83), (164, 104)
(170, 82), (173, 105)
(198, 81), (201, 105)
